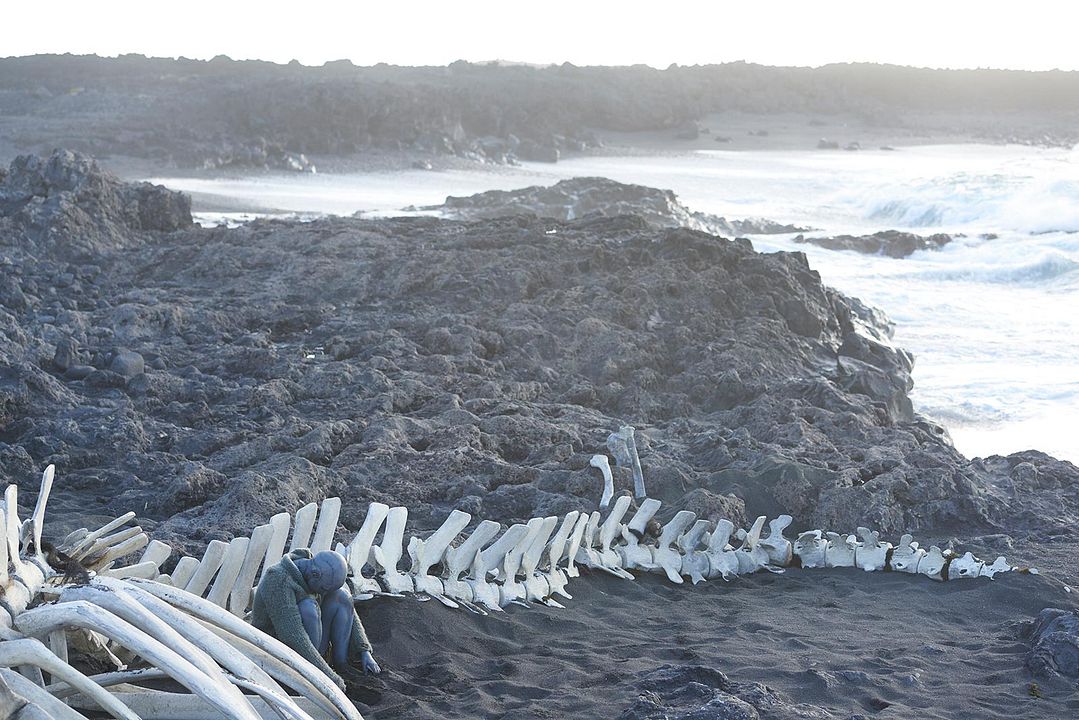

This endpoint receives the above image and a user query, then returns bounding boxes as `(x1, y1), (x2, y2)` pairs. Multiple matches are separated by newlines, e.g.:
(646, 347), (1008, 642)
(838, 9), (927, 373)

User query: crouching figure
(251, 548), (381, 689)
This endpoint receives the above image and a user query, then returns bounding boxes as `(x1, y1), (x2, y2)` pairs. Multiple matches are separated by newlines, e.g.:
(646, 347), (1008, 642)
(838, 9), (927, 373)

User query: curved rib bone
(16, 600), (261, 720)
(607, 426), (646, 499)
(130, 579), (362, 720)
(207, 536), (251, 608)
(184, 539), (229, 596)
(0, 637), (138, 720)
(261, 512), (293, 581)
(309, 498), (341, 555)
(0, 667), (89, 720)
(590, 455), (615, 510)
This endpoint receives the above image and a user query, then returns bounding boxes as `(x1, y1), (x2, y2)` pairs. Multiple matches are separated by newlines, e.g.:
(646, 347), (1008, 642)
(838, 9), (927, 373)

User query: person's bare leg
(298, 596), (325, 653)
(321, 587), (355, 668)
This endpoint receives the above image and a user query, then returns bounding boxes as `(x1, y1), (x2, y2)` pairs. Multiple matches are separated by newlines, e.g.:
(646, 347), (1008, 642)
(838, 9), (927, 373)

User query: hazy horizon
(6, 0), (1079, 72)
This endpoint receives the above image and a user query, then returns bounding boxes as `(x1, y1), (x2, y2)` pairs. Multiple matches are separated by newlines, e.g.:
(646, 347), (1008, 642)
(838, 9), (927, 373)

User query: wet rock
(1027, 608), (1079, 680)
(619, 665), (832, 720)
(793, 231), (952, 259)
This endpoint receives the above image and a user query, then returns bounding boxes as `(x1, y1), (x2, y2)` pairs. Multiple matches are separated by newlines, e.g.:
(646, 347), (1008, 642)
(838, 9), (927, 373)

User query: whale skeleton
(1, 463), (1026, 719)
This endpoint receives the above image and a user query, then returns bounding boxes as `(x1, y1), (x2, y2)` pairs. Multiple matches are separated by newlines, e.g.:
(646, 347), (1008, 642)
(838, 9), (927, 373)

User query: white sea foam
(149, 143), (1079, 463)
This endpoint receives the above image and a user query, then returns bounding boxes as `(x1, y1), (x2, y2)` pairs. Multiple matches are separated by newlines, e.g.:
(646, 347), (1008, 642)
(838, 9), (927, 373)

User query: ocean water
(148, 144), (1079, 463)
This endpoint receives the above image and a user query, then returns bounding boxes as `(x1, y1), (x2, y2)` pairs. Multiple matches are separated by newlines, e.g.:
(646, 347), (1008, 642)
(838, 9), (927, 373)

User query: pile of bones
(0, 427), (1019, 719)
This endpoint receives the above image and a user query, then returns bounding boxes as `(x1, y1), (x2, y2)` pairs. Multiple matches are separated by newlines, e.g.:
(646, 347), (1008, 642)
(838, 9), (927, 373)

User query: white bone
(467, 523), (528, 611)
(261, 513), (293, 581)
(344, 504), (389, 595)
(184, 540), (230, 596)
(596, 496), (634, 578)
(704, 519), (739, 580)
(889, 534), (925, 574)
(590, 455), (615, 510)
(980, 556), (1013, 578)
(98, 577), (312, 720)
(735, 516), (771, 574)
(170, 556), (200, 589)
(371, 506), (412, 594)
(824, 532), (857, 568)
(918, 545), (948, 581)
(206, 536), (250, 608)
(498, 517), (545, 605)
(101, 561), (160, 579)
(15, 600), (261, 720)
(676, 519), (713, 584)
(618, 498), (661, 571)
(562, 512), (590, 579)
(0, 506), (8, 586)
(0, 638), (138, 720)
(442, 520), (501, 602)
(854, 527), (891, 572)
(138, 540), (173, 569)
(68, 514), (137, 560)
(0, 667), (88, 720)
(760, 515), (793, 566)
(59, 583), (252, 713)
(792, 530), (827, 569)
(949, 551), (984, 580)
(521, 516), (559, 603)
(229, 524), (275, 616)
(5, 486), (22, 573)
(130, 579), (362, 720)
(607, 425), (646, 498)
(309, 497), (341, 554)
(88, 533), (150, 571)
(288, 503), (318, 552)
(28, 465), (54, 560)
(653, 510), (697, 583)
(409, 509), (471, 598)
(538, 511), (581, 601)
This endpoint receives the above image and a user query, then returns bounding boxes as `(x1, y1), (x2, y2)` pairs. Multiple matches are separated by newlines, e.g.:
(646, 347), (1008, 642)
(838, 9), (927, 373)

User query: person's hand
(360, 650), (381, 675)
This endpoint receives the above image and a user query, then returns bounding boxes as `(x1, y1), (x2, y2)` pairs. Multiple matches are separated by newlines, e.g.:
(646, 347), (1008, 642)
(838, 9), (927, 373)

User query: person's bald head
(302, 551), (349, 594)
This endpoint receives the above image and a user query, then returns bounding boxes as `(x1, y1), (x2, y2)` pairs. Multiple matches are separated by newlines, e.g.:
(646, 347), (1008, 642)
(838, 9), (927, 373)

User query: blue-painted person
(251, 548), (381, 689)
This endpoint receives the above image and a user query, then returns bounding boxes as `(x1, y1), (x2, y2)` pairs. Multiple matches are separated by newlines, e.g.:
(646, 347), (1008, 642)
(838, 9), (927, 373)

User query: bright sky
(4, 0), (1078, 71)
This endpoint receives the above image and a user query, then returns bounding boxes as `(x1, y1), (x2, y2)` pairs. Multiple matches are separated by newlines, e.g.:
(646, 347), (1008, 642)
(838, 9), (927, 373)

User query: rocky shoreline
(3, 56), (1079, 174)
(3, 150), (1079, 717)
(2, 151), (1077, 551)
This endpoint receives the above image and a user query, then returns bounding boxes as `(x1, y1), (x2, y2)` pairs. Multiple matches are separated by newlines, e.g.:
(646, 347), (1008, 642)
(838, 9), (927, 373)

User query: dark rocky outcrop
(1027, 608), (1079, 681)
(793, 230), (953, 258)
(416, 177), (810, 236)
(1, 152), (1077, 554)
(619, 665), (833, 720)
(0, 149), (191, 261)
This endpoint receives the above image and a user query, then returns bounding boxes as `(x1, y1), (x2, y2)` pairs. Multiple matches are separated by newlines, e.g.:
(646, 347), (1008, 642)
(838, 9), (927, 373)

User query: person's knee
(325, 587), (353, 613)
(298, 597), (320, 625)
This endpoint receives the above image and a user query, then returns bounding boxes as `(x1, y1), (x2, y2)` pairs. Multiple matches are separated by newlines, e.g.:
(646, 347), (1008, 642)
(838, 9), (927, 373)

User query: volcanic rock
(793, 230), (953, 259)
